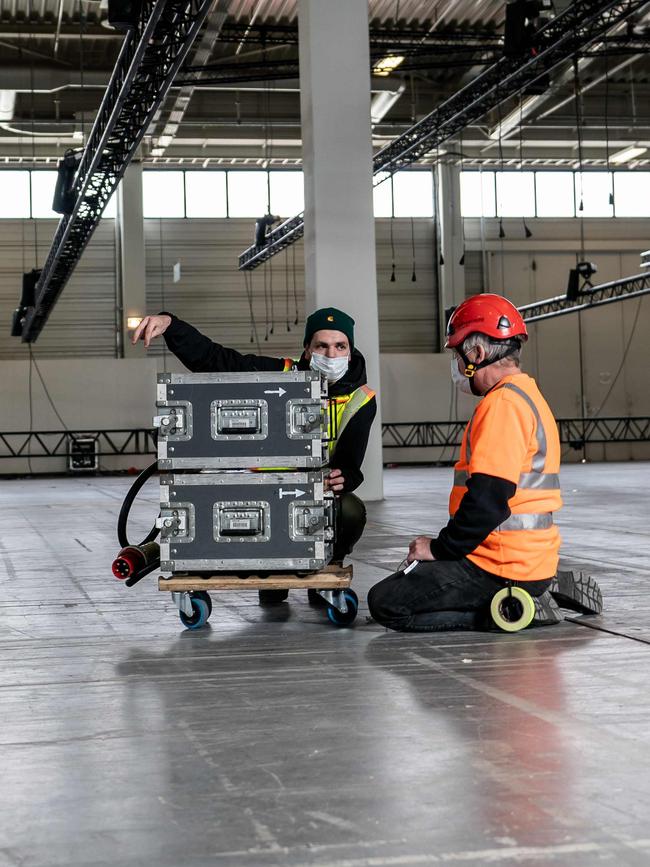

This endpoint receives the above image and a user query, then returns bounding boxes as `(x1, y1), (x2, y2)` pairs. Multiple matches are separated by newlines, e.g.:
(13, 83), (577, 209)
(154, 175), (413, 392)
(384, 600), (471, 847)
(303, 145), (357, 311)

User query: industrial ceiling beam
(214, 21), (502, 48)
(177, 45), (503, 86)
(238, 0), (650, 272)
(17, 0), (218, 343)
(150, 0), (229, 156)
(519, 272), (650, 322)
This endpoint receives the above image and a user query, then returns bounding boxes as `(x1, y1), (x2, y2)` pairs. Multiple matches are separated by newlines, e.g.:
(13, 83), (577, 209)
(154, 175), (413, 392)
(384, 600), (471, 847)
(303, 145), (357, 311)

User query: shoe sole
(531, 591), (563, 626)
(549, 570), (603, 615)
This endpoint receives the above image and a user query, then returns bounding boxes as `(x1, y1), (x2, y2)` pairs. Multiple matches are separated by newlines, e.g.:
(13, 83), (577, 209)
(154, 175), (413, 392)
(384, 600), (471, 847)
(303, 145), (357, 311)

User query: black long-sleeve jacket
(430, 473), (517, 560)
(161, 314), (377, 492)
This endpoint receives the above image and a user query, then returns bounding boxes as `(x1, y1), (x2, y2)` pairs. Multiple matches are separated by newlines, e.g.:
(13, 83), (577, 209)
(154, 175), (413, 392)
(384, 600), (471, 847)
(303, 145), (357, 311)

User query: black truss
(20, 0), (214, 344)
(519, 272), (650, 323)
(238, 0), (650, 271)
(382, 417), (650, 450)
(372, 0), (649, 173)
(0, 429), (157, 460)
(178, 45), (503, 86)
(4, 419), (646, 467)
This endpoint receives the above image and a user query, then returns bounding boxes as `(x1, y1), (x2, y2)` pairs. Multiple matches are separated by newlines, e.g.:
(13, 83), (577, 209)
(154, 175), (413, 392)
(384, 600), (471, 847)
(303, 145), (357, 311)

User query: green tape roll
(490, 586), (535, 633)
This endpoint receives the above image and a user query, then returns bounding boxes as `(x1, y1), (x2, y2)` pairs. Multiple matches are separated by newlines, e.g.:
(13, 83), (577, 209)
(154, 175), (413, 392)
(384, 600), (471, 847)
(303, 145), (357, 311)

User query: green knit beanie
(303, 307), (355, 351)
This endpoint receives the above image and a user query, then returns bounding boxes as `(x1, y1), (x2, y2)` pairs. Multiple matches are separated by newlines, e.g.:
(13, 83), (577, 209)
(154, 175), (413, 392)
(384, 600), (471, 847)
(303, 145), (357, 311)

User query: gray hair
(460, 332), (523, 368)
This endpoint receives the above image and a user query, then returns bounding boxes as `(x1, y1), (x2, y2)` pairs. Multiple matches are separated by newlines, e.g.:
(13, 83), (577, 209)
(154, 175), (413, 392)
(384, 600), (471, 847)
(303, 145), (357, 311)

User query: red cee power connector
(112, 541), (160, 580)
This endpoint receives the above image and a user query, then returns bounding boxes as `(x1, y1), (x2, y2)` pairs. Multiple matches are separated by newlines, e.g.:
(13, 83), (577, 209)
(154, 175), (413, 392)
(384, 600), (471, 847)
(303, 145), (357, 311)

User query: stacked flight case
(153, 371), (358, 628)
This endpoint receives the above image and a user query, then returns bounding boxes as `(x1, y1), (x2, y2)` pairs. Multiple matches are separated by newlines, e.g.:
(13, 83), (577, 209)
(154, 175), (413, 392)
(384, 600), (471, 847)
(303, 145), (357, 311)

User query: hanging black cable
(117, 460), (160, 549)
(591, 298), (643, 418)
(573, 55), (588, 461)
(30, 350), (111, 473)
(244, 269), (261, 352)
(495, 96), (507, 291)
(291, 241), (299, 324)
(27, 3), (38, 266)
(269, 256), (275, 335)
(519, 94), (533, 238)
(604, 36), (614, 206)
(389, 195), (396, 282)
(263, 260), (270, 340)
(78, 0), (86, 147)
(27, 345), (34, 475)
(158, 219), (168, 371)
(458, 128), (466, 266)
(284, 247), (291, 331)
(573, 57), (586, 260)
(495, 95), (507, 254)
(435, 144), (444, 267)
(410, 217), (417, 282)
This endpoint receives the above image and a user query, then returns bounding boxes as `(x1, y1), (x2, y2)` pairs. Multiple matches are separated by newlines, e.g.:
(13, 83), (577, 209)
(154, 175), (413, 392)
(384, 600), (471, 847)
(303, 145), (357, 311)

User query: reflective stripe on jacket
(449, 373), (562, 581)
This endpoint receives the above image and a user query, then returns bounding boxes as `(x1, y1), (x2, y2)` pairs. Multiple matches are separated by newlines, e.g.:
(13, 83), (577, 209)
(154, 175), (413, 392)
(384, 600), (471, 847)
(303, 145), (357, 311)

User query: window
(269, 171), (304, 216)
(574, 172), (614, 218)
(227, 171), (269, 217)
(496, 171), (535, 217)
(535, 171), (575, 217)
(460, 172), (496, 217)
(392, 170), (433, 217)
(373, 172), (393, 217)
(31, 171), (59, 219)
(102, 192), (117, 219)
(613, 172), (650, 217)
(143, 171), (185, 218)
(185, 171), (227, 218)
(0, 171), (31, 218)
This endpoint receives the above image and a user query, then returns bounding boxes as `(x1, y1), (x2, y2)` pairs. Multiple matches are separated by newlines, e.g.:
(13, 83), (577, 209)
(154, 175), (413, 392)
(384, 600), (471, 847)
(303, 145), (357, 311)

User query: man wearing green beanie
(133, 307), (377, 603)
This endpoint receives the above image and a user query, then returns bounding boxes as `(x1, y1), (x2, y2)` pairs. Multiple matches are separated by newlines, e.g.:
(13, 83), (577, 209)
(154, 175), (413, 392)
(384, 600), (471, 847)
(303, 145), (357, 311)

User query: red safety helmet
(445, 293), (528, 349)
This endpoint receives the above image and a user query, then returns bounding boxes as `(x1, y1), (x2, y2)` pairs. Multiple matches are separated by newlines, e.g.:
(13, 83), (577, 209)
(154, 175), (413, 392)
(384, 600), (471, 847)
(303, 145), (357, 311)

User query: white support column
(437, 163), (466, 334)
(117, 163), (147, 359)
(298, 0), (383, 501)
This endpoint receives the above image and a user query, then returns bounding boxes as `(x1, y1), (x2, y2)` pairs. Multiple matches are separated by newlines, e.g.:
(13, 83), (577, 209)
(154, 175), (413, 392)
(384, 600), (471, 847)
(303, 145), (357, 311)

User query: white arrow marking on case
(279, 488), (306, 499)
(264, 387), (287, 397)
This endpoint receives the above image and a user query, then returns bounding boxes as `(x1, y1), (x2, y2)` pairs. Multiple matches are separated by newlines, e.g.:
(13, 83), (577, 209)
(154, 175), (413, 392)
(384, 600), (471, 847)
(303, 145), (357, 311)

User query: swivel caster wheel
(326, 589), (359, 628)
(490, 585), (535, 632)
(179, 591), (212, 630)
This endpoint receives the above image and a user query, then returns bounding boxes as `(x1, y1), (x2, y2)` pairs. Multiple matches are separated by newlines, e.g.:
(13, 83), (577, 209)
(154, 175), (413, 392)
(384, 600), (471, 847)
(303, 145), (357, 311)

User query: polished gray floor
(1, 463), (649, 866)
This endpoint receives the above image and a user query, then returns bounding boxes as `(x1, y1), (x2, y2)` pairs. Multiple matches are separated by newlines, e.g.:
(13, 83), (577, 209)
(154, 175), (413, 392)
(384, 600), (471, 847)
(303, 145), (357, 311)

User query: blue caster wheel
(179, 592), (212, 630)
(326, 589), (359, 627)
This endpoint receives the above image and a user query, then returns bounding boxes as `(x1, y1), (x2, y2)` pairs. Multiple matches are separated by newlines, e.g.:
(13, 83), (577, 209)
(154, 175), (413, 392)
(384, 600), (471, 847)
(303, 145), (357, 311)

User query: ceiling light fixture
(373, 55), (405, 77)
(610, 145), (647, 165)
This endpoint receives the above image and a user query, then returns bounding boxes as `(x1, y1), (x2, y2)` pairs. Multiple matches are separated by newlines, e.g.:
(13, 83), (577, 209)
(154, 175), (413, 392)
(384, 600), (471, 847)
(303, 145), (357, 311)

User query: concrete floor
(1, 463), (649, 866)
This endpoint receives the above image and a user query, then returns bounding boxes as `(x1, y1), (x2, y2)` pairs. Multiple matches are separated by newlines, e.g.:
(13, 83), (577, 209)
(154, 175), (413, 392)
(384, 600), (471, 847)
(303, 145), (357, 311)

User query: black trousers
(367, 558), (552, 632)
(332, 492), (366, 561)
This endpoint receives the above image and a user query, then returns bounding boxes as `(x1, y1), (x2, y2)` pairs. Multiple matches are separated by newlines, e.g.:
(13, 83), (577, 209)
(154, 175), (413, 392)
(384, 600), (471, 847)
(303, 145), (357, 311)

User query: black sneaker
(530, 591), (563, 627)
(549, 570), (603, 615)
(258, 589), (289, 605)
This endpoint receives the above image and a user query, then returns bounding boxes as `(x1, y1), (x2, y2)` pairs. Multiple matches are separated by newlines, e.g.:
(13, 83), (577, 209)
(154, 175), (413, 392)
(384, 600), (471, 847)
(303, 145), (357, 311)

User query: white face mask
(450, 356), (476, 396)
(310, 352), (350, 383)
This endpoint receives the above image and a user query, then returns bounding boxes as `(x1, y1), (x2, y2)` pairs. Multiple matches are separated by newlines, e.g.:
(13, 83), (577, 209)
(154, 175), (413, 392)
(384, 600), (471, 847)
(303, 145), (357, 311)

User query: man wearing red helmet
(368, 293), (602, 632)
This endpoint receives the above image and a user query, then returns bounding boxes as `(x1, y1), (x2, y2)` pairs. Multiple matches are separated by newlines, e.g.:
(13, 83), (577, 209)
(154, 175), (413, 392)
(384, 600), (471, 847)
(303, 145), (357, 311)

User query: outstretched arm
(133, 313), (287, 373)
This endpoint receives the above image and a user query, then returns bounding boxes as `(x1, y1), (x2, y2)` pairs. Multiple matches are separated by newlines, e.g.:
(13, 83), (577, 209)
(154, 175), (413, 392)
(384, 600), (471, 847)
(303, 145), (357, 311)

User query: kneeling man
(368, 293), (601, 632)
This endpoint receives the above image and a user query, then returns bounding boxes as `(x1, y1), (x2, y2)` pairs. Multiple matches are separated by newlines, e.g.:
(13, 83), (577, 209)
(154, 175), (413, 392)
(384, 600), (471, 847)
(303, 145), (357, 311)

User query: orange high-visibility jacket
(450, 373), (562, 581)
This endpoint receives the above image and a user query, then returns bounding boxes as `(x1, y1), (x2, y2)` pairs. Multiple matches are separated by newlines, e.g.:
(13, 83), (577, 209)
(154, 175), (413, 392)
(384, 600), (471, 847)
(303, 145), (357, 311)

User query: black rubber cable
(117, 460), (160, 548)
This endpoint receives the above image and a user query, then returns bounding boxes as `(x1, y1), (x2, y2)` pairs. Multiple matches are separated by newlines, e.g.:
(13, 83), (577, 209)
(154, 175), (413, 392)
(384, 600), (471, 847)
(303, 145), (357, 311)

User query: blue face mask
(309, 352), (350, 383)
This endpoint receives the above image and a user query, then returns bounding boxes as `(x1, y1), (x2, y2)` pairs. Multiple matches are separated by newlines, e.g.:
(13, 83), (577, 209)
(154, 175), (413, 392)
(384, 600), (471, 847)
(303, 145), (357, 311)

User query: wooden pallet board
(158, 564), (353, 592)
